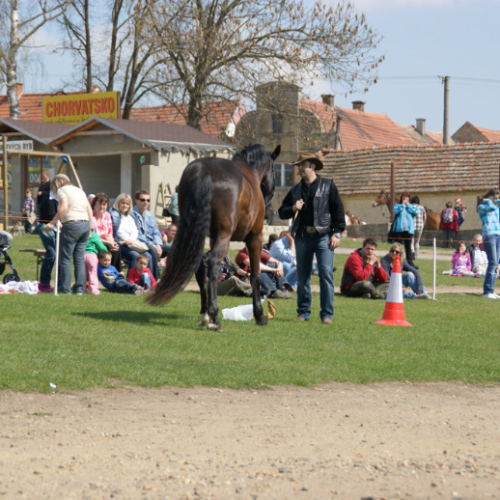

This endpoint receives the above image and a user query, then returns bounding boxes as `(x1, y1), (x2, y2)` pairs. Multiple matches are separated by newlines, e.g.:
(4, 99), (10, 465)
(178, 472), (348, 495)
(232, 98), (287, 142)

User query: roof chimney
(416, 118), (426, 136)
(321, 94), (334, 108)
(16, 83), (23, 97)
(352, 100), (365, 112)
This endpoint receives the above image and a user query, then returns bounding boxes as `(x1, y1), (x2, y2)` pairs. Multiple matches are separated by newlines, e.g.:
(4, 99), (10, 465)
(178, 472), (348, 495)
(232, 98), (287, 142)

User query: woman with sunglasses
(380, 242), (431, 299)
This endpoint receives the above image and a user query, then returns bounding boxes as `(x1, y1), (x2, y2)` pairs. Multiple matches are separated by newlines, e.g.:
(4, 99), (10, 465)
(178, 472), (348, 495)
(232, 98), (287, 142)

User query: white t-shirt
(57, 185), (90, 223)
(116, 214), (138, 242)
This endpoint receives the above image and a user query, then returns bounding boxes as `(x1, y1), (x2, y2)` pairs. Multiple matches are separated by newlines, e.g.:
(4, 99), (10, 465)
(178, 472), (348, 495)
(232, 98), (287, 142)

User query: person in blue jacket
(477, 188), (500, 299)
(392, 191), (418, 268)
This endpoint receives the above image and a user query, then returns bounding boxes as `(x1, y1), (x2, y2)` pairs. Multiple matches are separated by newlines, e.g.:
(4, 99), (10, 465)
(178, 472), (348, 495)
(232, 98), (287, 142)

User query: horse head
(372, 189), (389, 207)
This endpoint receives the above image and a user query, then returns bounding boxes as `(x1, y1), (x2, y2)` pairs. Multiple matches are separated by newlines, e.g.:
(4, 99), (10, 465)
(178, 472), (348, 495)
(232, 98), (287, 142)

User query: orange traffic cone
(375, 255), (412, 327)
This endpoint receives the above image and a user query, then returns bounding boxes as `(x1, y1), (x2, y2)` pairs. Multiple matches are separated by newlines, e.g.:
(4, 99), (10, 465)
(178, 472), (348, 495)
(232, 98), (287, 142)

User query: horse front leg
(195, 254), (209, 327)
(246, 234), (267, 326)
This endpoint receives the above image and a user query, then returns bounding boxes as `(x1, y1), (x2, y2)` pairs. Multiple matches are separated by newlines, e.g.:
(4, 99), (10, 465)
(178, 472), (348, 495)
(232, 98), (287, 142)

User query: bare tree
(57, 0), (178, 118)
(0, 0), (71, 118)
(146, 0), (384, 130)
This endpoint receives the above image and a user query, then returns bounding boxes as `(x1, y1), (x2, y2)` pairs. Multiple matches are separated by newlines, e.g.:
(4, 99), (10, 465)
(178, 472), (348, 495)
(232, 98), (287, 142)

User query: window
(274, 163), (294, 187)
(271, 114), (283, 134)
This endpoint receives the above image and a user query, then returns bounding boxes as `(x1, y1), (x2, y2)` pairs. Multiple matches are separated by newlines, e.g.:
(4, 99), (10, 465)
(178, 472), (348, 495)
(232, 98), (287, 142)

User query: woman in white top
(110, 193), (152, 274)
(44, 174), (92, 294)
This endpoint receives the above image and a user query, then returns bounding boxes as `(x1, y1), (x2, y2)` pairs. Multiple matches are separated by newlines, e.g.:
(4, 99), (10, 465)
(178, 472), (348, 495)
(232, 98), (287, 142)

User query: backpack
(441, 207), (454, 224)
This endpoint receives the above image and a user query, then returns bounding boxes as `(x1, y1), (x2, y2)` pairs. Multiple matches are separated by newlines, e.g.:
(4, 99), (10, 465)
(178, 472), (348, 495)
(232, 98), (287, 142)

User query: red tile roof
(0, 88), (244, 139)
(299, 100), (440, 151)
(129, 101), (245, 138)
(452, 122), (500, 144)
(0, 91), (54, 121)
(472, 125), (500, 142)
(322, 142), (500, 195)
(334, 107), (421, 151)
(300, 99), (335, 132)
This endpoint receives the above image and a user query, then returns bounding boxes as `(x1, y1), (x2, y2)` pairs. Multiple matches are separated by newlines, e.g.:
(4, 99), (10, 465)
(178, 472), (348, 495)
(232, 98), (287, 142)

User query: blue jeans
(144, 243), (170, 279)
(38, 227), (56, 285)
(140, 272), (153, 289)
(295, 232), (334, 320)
(483, 234), (500, 294)
(120, 245), (153, 278)
(402, 272), (427, 298)
(109, 278), (138, 294)
(59, 221), (90, 294)
(282, 261), (298, 288)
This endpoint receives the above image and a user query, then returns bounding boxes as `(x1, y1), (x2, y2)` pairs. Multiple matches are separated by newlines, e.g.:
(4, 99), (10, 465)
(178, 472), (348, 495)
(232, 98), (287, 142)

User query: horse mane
(232, 144), (270, 174)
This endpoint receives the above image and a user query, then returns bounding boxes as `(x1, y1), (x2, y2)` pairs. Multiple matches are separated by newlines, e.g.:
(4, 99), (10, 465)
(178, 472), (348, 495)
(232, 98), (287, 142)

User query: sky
(308, 0), (500, 135)
(20, 0), (500, 136)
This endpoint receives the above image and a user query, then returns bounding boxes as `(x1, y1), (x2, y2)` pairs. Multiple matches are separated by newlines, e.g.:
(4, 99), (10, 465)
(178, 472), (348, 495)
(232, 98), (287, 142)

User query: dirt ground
(1, 383), (499, 500)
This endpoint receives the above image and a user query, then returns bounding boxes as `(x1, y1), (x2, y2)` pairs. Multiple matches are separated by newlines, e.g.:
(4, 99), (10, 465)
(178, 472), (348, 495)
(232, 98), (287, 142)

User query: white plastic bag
(222, 298), (266, 321)
(222, 303), (255, 321)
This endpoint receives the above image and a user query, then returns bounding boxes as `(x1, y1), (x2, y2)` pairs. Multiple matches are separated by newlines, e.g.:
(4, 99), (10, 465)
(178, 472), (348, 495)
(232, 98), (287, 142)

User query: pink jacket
(452, 252), (471, 272)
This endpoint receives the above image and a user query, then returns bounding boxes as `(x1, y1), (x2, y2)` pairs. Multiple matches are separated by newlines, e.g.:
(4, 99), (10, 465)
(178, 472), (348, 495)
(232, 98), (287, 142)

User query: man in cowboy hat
(278, 152), (345, 324)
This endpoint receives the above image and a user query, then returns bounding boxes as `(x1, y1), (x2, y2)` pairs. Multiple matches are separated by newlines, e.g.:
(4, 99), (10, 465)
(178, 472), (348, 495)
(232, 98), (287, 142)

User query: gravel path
(1, 384), (499, 499)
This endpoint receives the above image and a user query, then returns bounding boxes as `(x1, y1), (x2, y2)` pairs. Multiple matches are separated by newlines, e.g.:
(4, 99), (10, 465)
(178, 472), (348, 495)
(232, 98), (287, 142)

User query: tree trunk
(84, 0), (92, 92)
(7, 0), (20, 119)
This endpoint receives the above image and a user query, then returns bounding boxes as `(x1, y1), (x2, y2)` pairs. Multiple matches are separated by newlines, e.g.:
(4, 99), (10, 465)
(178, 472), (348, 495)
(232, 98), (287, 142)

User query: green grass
(2, 234), (499, 392)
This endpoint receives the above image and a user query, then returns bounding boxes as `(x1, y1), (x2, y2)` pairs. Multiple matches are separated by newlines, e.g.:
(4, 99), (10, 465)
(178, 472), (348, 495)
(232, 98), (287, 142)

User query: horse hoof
(255, 315), (268, 326)
(199, 313), (209, 327)
(207, 322), (221, 331)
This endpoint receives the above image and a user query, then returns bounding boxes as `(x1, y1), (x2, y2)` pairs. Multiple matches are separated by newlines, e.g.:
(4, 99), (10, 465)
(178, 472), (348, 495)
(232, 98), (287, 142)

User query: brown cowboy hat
(292, 152), (324, 171)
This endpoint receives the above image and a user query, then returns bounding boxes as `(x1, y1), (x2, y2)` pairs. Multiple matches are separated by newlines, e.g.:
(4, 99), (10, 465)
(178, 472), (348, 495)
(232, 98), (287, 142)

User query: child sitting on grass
(84, 228), (108, 295)
(97, 251), (143, 295)
(127, 254), (156, 291)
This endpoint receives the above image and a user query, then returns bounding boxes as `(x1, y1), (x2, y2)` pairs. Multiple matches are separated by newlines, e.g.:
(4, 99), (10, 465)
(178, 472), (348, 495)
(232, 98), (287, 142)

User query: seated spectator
(131, 189), (170, 280)
(110, 193), (154, 275)
(340, 238), (388, 299)
(381, 242), (431, 299)
(269, 231), (297, 289)
(92, 192), (122, 272)
(161, 223), (177, 245)
(84, 228), (108, 295)
(97, 251), (143, 295)
(235, 246), (293, 299)
(451, 241), (475, 277)
(128, 254), (156, 291)
(467, 234), (488, 275)
(217, 255), (253, 297)
(263, 233), (279, 252)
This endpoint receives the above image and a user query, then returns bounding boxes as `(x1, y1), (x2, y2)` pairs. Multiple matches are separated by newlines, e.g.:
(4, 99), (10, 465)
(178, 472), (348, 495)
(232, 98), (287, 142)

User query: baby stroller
(0, 230), (20, 284)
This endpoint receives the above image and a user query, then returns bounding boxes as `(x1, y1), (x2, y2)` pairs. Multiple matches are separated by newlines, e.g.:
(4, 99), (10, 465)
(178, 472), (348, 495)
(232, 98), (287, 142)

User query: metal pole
(2, 136), (8, 230)
(443, 76), (450, 145)
(390, 162), (395, 222)
(433, 237), (437, 300)
(54, 221), (61, 296)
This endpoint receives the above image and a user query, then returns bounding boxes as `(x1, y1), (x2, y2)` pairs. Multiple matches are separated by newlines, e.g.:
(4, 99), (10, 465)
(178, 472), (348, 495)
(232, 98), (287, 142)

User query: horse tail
(147, 172), (212, 306)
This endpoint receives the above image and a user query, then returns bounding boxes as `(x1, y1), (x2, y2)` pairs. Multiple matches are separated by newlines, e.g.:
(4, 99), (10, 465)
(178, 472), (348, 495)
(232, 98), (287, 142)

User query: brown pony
(148, 144), (280, 330)
(371, 190), (440, 230)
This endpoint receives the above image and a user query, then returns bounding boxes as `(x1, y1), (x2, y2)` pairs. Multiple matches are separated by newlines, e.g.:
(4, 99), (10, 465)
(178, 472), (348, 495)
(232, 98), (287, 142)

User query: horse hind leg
(206, 236), (231, 331)
(195, 254), (210, 327)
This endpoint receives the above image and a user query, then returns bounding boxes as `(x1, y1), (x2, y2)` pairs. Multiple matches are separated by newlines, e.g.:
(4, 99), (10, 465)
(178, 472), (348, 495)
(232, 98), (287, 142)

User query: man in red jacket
(340, 238), (388, 299)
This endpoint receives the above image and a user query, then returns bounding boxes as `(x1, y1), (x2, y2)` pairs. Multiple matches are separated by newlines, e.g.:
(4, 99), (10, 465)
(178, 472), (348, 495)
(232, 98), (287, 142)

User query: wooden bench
(19, 249), (46, 281)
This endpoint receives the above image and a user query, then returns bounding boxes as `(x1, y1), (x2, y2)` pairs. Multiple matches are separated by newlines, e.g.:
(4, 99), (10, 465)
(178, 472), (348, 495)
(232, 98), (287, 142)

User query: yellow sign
(42, 91), (120, 124)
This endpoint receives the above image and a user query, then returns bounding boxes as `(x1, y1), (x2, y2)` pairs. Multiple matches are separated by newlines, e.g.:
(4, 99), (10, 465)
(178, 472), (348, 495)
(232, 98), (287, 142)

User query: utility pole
(442, 76), (450, 145)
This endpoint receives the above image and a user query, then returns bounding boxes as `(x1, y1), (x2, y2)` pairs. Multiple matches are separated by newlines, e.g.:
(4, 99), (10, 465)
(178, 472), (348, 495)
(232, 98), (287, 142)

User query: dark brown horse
(371, 190), (440, 230)
(148, 144), (280, 330)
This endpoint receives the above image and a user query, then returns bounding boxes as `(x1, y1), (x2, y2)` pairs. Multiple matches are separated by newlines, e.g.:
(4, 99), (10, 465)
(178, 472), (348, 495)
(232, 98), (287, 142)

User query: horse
(371, 190), (440, 230)
(147, 143), (281, 330)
